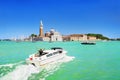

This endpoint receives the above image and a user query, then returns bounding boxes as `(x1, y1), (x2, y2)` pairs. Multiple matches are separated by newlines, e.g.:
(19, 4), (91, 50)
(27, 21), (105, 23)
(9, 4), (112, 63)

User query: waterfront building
(63, 34), (97, 41)
(49, 29), (63, 41)
(69, 34), (87, 41)
(43, 29), (62, 41)
(45, 31), (50, 37)
(87, 36), (97, 41)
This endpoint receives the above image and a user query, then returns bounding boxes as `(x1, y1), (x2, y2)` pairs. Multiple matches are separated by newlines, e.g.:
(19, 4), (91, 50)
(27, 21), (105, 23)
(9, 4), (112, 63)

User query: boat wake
(0, 64), (39, 80)
(0, 61), (24, 78)
(0, 55), (75, 80)
(0, 61), (24, 68)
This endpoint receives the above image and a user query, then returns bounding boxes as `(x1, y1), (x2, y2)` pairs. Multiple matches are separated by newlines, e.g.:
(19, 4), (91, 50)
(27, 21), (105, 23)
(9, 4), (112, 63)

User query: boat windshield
(51, 47), (63, 50)
(36, 51), (48, 57)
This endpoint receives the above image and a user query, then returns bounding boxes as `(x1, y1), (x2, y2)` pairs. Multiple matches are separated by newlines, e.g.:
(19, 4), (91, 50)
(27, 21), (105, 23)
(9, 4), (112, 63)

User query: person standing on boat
(39, 49), (43, 56)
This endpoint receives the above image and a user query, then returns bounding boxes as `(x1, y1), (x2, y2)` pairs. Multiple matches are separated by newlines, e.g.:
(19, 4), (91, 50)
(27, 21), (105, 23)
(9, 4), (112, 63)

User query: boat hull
(26, 51), (66, 67)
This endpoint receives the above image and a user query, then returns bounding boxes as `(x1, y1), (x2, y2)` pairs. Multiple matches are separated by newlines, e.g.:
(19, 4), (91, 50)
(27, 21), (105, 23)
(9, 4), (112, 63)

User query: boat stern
(26, 57), (40, 67)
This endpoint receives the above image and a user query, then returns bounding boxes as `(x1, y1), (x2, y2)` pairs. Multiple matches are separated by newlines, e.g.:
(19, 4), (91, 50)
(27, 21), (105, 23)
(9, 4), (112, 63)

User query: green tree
(87, 33), (109, 40)
(116, 38), (120, 41)
(30, 34), (37, 38)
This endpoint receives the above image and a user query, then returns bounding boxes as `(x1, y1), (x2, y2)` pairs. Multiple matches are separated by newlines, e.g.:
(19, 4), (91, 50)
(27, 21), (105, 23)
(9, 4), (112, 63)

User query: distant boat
(81, 41), (96, 45)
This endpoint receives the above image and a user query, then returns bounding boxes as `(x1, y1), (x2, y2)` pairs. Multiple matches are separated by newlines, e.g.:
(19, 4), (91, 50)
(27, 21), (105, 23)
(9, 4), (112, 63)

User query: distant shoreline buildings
(63, 34), (96, 41)
(29, 20), (97, 42)
(2, 20), (116, 42)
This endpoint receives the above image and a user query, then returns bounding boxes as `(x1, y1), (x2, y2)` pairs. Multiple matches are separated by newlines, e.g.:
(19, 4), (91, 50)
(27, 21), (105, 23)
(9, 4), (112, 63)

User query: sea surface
(0, 41), (120, 80)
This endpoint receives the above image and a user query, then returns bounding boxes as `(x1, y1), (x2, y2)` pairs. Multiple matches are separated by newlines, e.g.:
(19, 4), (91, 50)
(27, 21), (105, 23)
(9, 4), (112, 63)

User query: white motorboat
(26, 47), (67, 67)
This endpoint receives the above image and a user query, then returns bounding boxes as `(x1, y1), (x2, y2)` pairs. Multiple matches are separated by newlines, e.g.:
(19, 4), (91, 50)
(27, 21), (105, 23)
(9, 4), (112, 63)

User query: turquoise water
(0, 41), (120, 80)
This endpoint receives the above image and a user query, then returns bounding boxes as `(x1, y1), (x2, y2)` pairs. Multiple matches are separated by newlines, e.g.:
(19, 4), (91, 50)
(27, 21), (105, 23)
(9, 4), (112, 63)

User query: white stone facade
(50, 29), (62, 41)
(51, 35), (62, 41)
(44, 29), (63, 41)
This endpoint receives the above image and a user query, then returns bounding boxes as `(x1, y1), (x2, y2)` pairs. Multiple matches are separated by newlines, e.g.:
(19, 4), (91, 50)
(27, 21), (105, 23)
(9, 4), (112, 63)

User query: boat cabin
(35, 47), (63, 57)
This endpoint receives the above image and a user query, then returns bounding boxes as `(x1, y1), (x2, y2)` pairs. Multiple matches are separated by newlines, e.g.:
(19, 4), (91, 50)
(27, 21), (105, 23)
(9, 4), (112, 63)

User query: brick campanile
(39, 21), (44, 37)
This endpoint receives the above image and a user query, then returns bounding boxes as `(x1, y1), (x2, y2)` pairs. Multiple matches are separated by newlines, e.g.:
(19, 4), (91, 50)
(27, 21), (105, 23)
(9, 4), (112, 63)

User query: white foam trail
(61, 55), (75, 62)
(0, 61), (24, 68)
(1, 64), (40, 80)
(0, 55), (75, 80)
(0, 64), (14, 68)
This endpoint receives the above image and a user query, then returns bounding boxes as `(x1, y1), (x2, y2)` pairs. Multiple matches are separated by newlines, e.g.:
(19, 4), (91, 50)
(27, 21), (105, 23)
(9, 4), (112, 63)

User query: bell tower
(39, 20), (44, 37)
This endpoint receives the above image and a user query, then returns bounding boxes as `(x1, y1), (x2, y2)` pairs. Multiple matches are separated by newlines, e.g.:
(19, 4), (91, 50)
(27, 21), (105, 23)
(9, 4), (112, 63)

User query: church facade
(38, 21), (63, 41)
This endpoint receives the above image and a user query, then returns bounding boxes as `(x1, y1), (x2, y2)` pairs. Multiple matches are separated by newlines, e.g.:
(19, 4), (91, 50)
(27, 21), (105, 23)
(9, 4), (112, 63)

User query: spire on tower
(40, 20), (43, 26)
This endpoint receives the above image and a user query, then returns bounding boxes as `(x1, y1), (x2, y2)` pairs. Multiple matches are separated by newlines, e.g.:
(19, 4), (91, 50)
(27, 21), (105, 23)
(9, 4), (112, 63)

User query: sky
(0, 0), (120, 39)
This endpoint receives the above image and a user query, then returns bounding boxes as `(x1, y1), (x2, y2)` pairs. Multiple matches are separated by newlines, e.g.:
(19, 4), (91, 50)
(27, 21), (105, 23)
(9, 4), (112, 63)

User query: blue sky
(0, 0), (120, 39)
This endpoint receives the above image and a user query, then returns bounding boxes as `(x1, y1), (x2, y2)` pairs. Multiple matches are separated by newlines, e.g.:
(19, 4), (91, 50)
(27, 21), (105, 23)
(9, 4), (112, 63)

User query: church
(37, 21), (63, 41)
